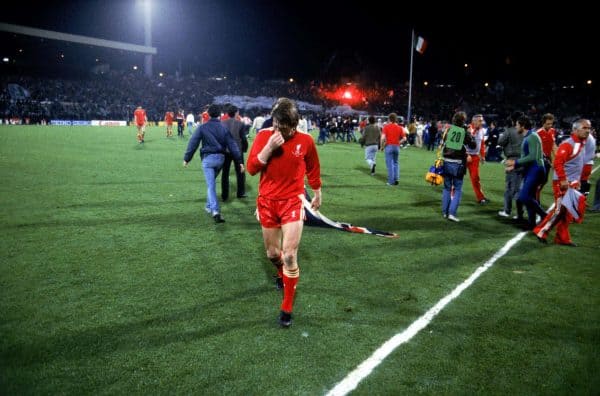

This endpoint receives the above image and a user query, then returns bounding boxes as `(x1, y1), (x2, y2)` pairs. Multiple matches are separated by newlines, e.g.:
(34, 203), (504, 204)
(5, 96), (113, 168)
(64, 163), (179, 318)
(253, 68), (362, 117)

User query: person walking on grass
(362, 115), (381, 175)
(183, 104), (244, 224)
(533, 119), (592, 246)
(497, 111), (525, 220)
(380, 113), (407, 185)
(440, 111), (476, 222)
(505, 115), (548, 230)
(246, 98), (322, 328)
(134, 106), (147, 143)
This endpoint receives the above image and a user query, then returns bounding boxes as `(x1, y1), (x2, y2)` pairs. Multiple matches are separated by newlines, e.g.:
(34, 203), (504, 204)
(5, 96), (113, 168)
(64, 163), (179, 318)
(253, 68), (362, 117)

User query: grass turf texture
(1, 125), (598, 394)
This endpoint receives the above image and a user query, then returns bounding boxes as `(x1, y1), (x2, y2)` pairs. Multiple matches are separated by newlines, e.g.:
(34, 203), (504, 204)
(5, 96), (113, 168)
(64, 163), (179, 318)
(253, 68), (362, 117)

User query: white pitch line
(326, 231), (528, 396)
(327, 164), (598, 395)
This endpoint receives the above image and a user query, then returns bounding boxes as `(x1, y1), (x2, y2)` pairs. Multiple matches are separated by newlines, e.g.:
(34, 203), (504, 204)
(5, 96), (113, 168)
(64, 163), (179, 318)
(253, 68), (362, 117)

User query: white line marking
(326, 231), (528, 396)
(327, 164), (598, 395)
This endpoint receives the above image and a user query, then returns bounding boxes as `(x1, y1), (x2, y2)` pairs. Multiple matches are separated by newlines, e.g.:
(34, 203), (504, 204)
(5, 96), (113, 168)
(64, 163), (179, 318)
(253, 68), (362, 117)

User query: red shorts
(256, 196), (304, 228)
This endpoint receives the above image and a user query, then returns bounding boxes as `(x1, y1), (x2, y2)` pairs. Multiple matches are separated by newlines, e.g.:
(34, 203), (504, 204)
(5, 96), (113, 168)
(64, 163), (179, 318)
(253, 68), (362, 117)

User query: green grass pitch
(1, 125), (598, 394)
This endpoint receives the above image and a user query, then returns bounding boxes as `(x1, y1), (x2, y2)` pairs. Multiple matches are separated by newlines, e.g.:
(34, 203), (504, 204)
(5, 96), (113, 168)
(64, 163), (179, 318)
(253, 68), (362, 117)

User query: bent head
(272, 98), (299, 139)
(572, 119), (591, 140)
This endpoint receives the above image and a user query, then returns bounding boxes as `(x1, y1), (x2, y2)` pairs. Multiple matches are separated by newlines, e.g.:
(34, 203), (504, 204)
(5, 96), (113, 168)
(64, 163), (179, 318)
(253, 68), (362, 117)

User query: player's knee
(282, 252), (297, 268)
(266, 249), (280, 261)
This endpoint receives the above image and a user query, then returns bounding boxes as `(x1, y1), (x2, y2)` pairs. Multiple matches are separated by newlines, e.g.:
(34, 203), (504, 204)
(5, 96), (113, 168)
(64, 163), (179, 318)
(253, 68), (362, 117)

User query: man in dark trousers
(221, 105), (248, 200)
(176, 110), (185, 137)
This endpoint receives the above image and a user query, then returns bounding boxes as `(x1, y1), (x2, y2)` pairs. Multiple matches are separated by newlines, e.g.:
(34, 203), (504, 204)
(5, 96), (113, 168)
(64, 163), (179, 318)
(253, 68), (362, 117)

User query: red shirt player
(134, 106), (147, 143)
(246, 98), (321, 328)
(164, 111), (174, 137)
(380, 113), (407, 185)
(536, 113), (558, 202)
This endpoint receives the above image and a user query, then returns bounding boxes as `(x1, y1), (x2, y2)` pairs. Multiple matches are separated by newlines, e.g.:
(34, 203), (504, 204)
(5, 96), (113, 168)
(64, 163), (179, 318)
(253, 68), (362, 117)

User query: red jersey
(536, 127), (556, 158)
(382, 123), (406, 146)
(247, 129), (321, 200)
(164, 111), (174, 125)
(134, 108), (146, 126)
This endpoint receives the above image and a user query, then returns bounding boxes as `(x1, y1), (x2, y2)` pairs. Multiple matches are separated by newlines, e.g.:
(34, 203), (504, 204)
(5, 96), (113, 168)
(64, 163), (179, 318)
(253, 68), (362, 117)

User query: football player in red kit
(246, 98), (322, 327)
(134, 106), (147, 143)
(165, 111), (174, 137)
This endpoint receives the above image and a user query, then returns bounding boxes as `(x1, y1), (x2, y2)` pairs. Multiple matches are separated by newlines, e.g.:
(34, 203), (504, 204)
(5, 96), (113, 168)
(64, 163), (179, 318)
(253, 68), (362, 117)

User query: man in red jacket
(246, 98), (322, 328)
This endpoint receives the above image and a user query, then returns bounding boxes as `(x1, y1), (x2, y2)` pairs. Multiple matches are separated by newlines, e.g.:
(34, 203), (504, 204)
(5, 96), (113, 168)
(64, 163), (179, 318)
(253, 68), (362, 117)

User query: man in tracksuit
(533, 119), (592, 246)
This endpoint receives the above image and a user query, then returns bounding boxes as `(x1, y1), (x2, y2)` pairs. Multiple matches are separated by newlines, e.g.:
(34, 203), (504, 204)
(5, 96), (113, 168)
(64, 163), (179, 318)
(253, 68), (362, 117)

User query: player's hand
(183, 161), (189, 168)
(267, 131), (285, 151)
(311, 191), (321, 210)
(239, 164), (245, 173)
(559, 179), (569, 191)
(504, 159), (515, 171)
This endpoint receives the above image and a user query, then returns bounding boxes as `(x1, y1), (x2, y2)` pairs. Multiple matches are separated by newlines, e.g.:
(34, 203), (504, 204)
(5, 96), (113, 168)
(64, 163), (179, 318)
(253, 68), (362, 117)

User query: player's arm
(305, 139), (322, 210)
(183, 129), (202, 166)
(554, 142), (573, 191)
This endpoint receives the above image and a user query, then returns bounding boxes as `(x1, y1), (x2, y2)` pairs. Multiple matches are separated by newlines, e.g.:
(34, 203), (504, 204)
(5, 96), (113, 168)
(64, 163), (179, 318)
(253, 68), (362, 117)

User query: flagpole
(407, 28), (415, 123)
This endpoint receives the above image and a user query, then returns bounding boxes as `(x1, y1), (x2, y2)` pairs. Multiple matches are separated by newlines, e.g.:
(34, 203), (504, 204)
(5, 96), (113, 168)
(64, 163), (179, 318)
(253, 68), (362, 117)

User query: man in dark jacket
(497, 112), (525, 219)
(183, 104), (244, 223)
(221, 105), (248, 200)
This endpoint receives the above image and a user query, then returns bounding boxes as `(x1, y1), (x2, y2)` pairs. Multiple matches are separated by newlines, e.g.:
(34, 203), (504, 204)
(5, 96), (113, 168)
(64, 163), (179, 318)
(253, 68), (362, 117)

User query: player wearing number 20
(440, 111), (477, 222)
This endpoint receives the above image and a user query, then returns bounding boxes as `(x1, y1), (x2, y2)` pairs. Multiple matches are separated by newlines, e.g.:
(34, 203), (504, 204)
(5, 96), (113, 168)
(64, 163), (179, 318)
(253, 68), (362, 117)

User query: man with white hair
(533, 119), (592, 246)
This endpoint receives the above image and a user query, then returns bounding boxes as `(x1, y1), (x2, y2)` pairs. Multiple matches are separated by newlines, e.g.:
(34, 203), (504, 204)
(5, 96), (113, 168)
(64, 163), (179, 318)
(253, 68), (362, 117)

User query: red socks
(281, 267), (299, 313)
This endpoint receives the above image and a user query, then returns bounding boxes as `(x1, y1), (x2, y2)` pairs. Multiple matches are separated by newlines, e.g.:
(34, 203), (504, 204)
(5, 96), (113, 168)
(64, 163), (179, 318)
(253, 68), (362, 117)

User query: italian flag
(416, 36), (427, 54)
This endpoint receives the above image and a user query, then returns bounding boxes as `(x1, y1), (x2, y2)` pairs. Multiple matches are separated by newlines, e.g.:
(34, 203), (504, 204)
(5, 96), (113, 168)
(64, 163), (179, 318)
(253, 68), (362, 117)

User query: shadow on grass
(8, 211), (260, 230)
(3, 286), (275, 365)
(55, 198), (199, 209)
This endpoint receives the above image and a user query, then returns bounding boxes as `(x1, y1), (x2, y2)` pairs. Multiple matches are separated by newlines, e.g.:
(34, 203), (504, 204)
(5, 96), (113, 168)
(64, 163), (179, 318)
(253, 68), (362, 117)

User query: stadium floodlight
(423, 81), (428, 86)
(484, 82), (489, 87)
(464, 63), (468, 68)
(289, 78), (294, 83)
(133, 65), (138, 70)
(159, 72), (164, 77)
(586, 80), (592, 85)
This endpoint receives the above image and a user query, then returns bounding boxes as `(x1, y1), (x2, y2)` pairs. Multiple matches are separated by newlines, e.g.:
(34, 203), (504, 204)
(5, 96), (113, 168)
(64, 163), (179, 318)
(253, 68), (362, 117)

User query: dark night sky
(2, 0), (597, 83)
